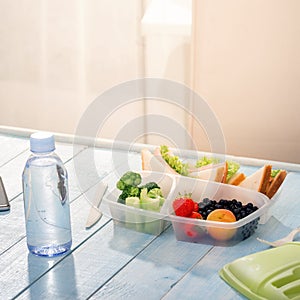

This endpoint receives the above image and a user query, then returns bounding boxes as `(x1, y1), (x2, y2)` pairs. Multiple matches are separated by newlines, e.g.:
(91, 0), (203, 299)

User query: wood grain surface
(0, 132), (299, 300)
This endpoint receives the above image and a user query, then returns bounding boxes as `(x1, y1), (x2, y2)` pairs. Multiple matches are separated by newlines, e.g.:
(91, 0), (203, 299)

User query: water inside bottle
(23, 158), (72, 257)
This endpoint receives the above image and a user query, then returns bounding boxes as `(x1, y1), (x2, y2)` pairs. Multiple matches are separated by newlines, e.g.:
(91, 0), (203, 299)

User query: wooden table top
(0, 128), (299, 300)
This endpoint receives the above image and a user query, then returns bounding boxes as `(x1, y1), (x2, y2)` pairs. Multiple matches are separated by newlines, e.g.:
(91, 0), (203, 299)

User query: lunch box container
(104, 170), (280, 243)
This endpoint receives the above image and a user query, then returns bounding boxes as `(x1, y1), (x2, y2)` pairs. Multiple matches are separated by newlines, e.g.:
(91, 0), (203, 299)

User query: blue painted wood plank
(160, 172), (300, 299)
(0, 146), (140, 257)
(15, 221), (158, 299)
(15, 165), (271, 299)
(0, 192), (112, 299)
(162, 218), (299, 299)
(89, 226), (213, 300)
(0, 148), (140, 299)
(1, 131), (299, 300)
(0, 134), (28, 166)
(0, 141), (83, 201)
(86, 167), (300, 299)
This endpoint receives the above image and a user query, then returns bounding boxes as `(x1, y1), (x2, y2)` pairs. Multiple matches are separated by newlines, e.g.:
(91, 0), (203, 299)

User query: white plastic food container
(166, 176), (271, 246)
(103, 171), (175, 235)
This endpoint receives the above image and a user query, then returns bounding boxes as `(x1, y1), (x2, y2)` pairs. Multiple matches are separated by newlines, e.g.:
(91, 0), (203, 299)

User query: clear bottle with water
(22, 132), (72, 256)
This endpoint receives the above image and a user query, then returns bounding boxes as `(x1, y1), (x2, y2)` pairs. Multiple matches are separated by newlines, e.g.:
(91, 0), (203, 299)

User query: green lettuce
(226, 161), (240, 182)
(195, 156), (240, 182)
(195, 156), (220, 168)
(271, 169), (280, 178)
(160, 145), (189, 176)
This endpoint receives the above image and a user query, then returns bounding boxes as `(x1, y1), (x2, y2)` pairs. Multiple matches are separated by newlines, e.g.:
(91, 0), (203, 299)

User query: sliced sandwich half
(141, 147), (228, 182)
(237, 165), (287, 198)
(266, 170), (287, 198)
(141, 148), (178, 175)
(188, 162), (228, 183)
(227, 172), (246, 186)
(238, 165), (272, 195)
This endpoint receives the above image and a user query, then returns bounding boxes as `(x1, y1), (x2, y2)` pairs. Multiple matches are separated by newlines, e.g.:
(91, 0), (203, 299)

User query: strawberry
(172, 194), (195, 217)
(193, 202), (199, 212)
(185, 224), (198, 238)
(184, 223), (205, 238)
(190, 211), (203, 219)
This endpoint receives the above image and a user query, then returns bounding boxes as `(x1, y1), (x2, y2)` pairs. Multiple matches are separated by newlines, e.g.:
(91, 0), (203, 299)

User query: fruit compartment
(166, 176), (270, 246)
(103, 171), (175, 235)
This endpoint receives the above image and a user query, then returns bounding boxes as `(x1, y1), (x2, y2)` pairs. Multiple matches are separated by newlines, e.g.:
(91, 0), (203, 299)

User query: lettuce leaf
(196, 156), (240, 182)
(195, 156), (220, 168)
(160, 145), (189, 176)
(226, 161), (240, 182)
(271, 169), (281, 178)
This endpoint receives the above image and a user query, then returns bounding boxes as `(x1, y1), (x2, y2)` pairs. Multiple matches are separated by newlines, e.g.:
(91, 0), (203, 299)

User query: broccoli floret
(139, 181), (160, 191)
(116, 171), (142, 191)
(140, 187), (165, 210)
(117, 191), (127, 204)
(116, 171), (164, 208)
(147, 188), (163, 199)
(117, 185), (140, 204)
(116, 180), (126, 191)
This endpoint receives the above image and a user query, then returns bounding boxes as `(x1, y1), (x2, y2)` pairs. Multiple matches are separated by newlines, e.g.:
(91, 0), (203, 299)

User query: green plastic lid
(219, 242), (300, 299)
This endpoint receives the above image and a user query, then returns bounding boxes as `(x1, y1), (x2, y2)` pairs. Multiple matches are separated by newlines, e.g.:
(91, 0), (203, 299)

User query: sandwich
(238, 165), (272, 194)
(237, 165), (287, 198)
(141, 148), (179, 175)
(188, 162), (228, 183)
(227, 172), (246, 186)
(141, 145), (240, 184)
(266, 169), (287, 198)
(141, 145), (287, 199)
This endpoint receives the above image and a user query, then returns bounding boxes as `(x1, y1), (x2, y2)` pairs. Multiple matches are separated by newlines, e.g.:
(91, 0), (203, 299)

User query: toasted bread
(222, 161), (229, 183)
(227, 173), (246, 186)
(266, 170), (287, 198)
(238, 165), (272, 194)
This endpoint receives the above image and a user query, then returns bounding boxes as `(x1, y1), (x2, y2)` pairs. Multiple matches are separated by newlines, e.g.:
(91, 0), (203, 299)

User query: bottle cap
(30, 132), (56, 153)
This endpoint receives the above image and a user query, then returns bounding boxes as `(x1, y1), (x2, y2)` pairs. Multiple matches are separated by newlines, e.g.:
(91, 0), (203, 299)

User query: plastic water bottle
(22, 132), (72, 257)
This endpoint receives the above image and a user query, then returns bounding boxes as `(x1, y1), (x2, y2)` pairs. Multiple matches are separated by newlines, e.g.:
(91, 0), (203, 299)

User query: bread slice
(266, 170), (287, 198)
(238, 165), (272, 194)
(227, 173), (246, 186)
(141, 148), (178, 174)
(188, 162), (228, 182)
(221, 161), (229, 183)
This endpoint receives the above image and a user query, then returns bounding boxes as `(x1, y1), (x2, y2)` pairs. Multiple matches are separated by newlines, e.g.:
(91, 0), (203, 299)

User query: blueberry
(198, 202), (206, 209)
(203, 197), (210, 203)
(219, 199), (227, 205)
(206, 209), (212, 215)
(238, 217), (260, 240)
(246, 203), (254, 209)
(246, 208), (253, 215)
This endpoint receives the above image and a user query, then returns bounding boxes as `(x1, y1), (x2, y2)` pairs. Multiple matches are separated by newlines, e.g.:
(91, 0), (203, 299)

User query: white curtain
(190, 0), (300, 163)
